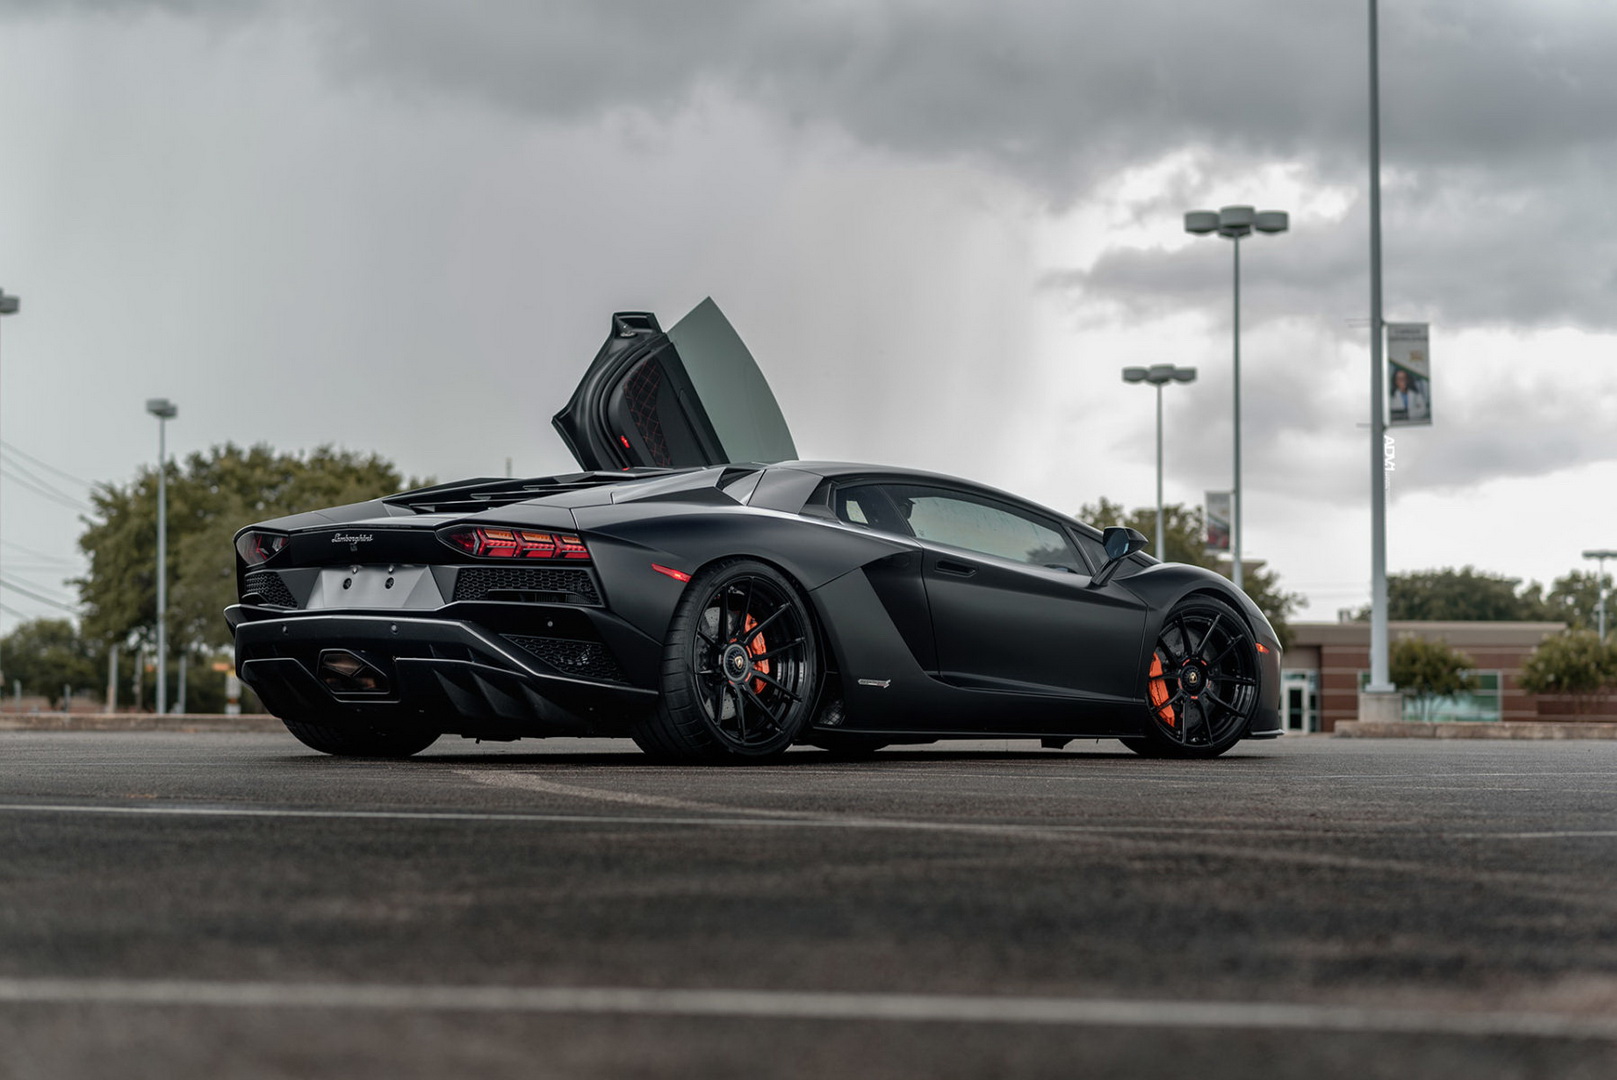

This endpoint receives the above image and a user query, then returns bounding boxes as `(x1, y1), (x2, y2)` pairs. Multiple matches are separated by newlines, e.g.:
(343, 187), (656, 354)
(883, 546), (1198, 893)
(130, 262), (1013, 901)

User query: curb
(0, 713), (283, 734)
(1334, 720), (1617, 740)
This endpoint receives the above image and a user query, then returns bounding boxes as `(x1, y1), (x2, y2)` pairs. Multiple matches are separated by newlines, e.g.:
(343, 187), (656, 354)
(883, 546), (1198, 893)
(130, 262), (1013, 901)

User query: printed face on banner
(1387, 323), (1431, 427)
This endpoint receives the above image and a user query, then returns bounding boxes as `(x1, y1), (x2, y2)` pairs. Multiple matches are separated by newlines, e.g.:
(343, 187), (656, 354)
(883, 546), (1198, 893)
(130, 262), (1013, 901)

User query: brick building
(1281, 621), (1573, 733)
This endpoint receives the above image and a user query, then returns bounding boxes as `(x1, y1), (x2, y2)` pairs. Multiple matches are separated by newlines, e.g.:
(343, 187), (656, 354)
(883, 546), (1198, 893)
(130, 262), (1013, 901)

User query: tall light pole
(1584, 550), (1617, 643)
(146, 398), (177, 714)
(1184, 206), (1288, 591)
(1123, 363), (1198, 561)
(1363, 0), (1394, 696)
(0, 289), (17, 689)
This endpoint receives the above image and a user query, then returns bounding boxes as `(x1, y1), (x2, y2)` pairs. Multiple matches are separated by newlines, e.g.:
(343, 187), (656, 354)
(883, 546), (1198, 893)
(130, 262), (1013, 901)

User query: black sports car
(227, 299), (1282, 761)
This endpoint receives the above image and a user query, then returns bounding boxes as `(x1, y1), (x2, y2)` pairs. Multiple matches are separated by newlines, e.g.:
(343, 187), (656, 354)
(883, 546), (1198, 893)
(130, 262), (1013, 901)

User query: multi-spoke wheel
(632, 559), (820, 762)
(1122, 595), (1258, 759)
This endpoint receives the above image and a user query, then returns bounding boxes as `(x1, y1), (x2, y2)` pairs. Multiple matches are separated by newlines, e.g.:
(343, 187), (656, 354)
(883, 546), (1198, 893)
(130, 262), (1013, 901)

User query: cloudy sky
(2, 0), (1614, 635)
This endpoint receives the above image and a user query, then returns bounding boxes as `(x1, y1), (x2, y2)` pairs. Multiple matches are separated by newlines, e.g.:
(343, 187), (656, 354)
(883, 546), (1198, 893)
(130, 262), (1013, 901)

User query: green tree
(75, 443), (416, 664)
(1518, 630), (1617, 716)
(1541, 570), (1611, 632)
(1078, 498), (1303, 647)
(0, 618), (103, 707)
(1389, 635), (1476, 721)
(1364, 567), (1551, 622)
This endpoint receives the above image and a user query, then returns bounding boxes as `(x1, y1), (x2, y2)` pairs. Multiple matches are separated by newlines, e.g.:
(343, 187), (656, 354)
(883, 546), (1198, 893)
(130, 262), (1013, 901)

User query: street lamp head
(1184, 211), (1220, 235)
(0, 289), (18, 315)
(145, 397), (177, 420)
(1212, 205), (1253, 238)
(1125, 365), (1197, 386)
(1584, 550), (1617, 560)
(1254, 210), (1289, 234)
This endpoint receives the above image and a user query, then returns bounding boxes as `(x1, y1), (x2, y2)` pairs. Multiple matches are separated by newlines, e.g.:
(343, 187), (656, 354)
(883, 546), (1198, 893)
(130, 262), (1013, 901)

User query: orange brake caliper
(744, 614), (771, 693)
(1148, 653), (1176, 727)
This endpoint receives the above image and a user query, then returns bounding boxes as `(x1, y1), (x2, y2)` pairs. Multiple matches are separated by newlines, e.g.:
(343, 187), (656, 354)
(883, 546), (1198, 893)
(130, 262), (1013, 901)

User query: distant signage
(1205, 491), (1231, 554)
(1387, 323), (1431, 426)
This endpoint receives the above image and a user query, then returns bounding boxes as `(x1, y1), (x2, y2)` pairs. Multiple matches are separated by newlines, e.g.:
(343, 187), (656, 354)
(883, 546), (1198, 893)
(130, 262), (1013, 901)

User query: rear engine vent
(242, 571), (297, 608)
(505, 635), (627, 683)
(453, 567), (600, 605)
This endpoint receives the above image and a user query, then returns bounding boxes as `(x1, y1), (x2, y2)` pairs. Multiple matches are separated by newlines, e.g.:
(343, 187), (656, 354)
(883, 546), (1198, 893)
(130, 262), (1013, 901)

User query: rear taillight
(441, 526), (591, 561)
(236, 530), (288, 567)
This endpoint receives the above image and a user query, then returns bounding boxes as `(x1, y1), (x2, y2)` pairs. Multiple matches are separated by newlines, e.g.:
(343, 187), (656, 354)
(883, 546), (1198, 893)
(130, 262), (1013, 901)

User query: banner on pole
(1387, 322), (1431, 426)
(1205, 491), (1231, 554)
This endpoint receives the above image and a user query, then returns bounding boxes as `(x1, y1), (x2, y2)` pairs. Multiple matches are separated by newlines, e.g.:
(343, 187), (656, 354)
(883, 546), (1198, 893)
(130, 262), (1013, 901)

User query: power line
(1, 569), (76, 597)
(0, 576), (80, 613)
(1, 453), (89, 500)
(0, 452), (92, 507)
(0, 539), (81, 565)
(0, 599), (37, 621)
(0, 465), (92, 512)
(0, 439), (91, 488)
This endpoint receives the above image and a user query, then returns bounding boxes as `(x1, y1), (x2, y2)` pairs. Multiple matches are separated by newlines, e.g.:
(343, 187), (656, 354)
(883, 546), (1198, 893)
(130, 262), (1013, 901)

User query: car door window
(877, 485), (1083, 572)
(832, 484), (914, 536)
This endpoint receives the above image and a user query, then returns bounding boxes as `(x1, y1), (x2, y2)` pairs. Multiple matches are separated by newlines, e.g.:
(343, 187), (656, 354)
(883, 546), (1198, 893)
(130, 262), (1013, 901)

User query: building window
(1358, 670), (1502, 722)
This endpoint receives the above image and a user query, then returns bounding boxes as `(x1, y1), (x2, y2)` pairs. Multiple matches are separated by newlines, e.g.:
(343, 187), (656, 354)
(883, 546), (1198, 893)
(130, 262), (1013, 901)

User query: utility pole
(1361, 0), (1400, 723)
(146, 398), (177, 714)
(1585, 550), (1617, 643)
(0, 288), (20, 692)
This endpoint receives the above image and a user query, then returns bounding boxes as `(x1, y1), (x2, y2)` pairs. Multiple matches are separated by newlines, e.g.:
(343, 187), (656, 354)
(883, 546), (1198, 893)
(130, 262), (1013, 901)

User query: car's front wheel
(281, 717), (440, 758)
(1122, 595), (1259, 760)
(632, 559), (821, 762)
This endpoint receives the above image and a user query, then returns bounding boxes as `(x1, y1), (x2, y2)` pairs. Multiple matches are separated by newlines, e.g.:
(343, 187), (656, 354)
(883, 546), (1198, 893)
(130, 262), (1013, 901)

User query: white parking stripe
(4, 801), (1616, 848)
(0, 977), (1611, 1040)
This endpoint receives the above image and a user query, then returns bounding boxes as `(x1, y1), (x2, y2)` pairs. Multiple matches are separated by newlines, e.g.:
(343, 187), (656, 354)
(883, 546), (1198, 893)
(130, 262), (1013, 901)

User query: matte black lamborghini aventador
(227, 299), (1282, 761)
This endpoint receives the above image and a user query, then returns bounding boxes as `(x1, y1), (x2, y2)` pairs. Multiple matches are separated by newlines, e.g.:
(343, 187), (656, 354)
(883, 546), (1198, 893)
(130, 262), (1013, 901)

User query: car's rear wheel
(281, 717), (440, 758)
(632, 559), (820, 762)
(1123, 595), (1259, 760)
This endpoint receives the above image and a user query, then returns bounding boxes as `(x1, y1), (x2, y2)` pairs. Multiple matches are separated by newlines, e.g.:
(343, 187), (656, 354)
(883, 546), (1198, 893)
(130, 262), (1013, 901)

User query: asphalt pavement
(2, 731), (1616, 1079)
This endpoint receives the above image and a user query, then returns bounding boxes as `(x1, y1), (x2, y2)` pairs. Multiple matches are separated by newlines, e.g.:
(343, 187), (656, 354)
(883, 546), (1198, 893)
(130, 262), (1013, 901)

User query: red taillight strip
(442, 526), (590, 561)
(236, 530), (288, 567)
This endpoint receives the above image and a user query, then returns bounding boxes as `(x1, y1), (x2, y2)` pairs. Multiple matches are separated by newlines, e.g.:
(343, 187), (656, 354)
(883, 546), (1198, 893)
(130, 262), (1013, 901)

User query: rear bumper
(232, 609), (657, 738)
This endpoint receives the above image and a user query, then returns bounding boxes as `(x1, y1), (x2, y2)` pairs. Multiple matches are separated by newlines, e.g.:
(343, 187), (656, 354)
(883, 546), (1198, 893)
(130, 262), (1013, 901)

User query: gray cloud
(305, 1), (1617, 188)
(13, 0), (1614, 185)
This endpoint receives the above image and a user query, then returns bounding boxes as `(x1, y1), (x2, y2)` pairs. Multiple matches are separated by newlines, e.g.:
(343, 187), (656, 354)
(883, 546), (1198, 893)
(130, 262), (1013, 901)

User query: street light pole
(1584, 550), (1617, 643)
(146, 398), (177, 714)
(1123, 364), (1198, 561)
(1365, 0), (1393, 695)
(0, 289), (18, 682)
(1184, 206), (1288, 591)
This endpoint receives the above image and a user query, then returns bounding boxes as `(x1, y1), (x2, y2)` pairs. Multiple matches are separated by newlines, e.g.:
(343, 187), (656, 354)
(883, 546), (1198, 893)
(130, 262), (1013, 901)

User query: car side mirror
(1091, 526), (1150, 587)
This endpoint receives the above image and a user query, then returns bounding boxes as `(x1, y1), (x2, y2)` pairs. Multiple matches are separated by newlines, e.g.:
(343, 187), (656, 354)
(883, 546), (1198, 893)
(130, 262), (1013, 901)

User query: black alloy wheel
(1123, 595), (1259, 759)
(633, 559), (820, 762)
(281, 716), (441, 758)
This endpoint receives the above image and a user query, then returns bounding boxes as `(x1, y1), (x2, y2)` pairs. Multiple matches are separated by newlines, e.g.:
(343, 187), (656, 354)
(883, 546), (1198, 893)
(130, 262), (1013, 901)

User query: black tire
(631, 559), (821, 762)
(1125, 595), (1259, 760)
(282, 716), (440, 758)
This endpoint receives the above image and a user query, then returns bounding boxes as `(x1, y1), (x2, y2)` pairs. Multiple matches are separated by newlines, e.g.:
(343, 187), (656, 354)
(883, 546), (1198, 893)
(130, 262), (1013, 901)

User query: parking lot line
(0, 977), (1613, 1041)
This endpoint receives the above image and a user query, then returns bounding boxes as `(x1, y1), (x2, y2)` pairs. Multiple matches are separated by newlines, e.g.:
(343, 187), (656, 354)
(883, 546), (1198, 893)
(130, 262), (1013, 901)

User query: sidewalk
(1335, 720), (1617, 739)
(0, 712), (283, 733)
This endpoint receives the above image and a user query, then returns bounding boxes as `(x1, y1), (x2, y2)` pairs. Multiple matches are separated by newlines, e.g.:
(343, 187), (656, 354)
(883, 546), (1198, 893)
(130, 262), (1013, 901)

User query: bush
(1518, 631), (1617, 715)
(1389, 635), (1476, 721)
